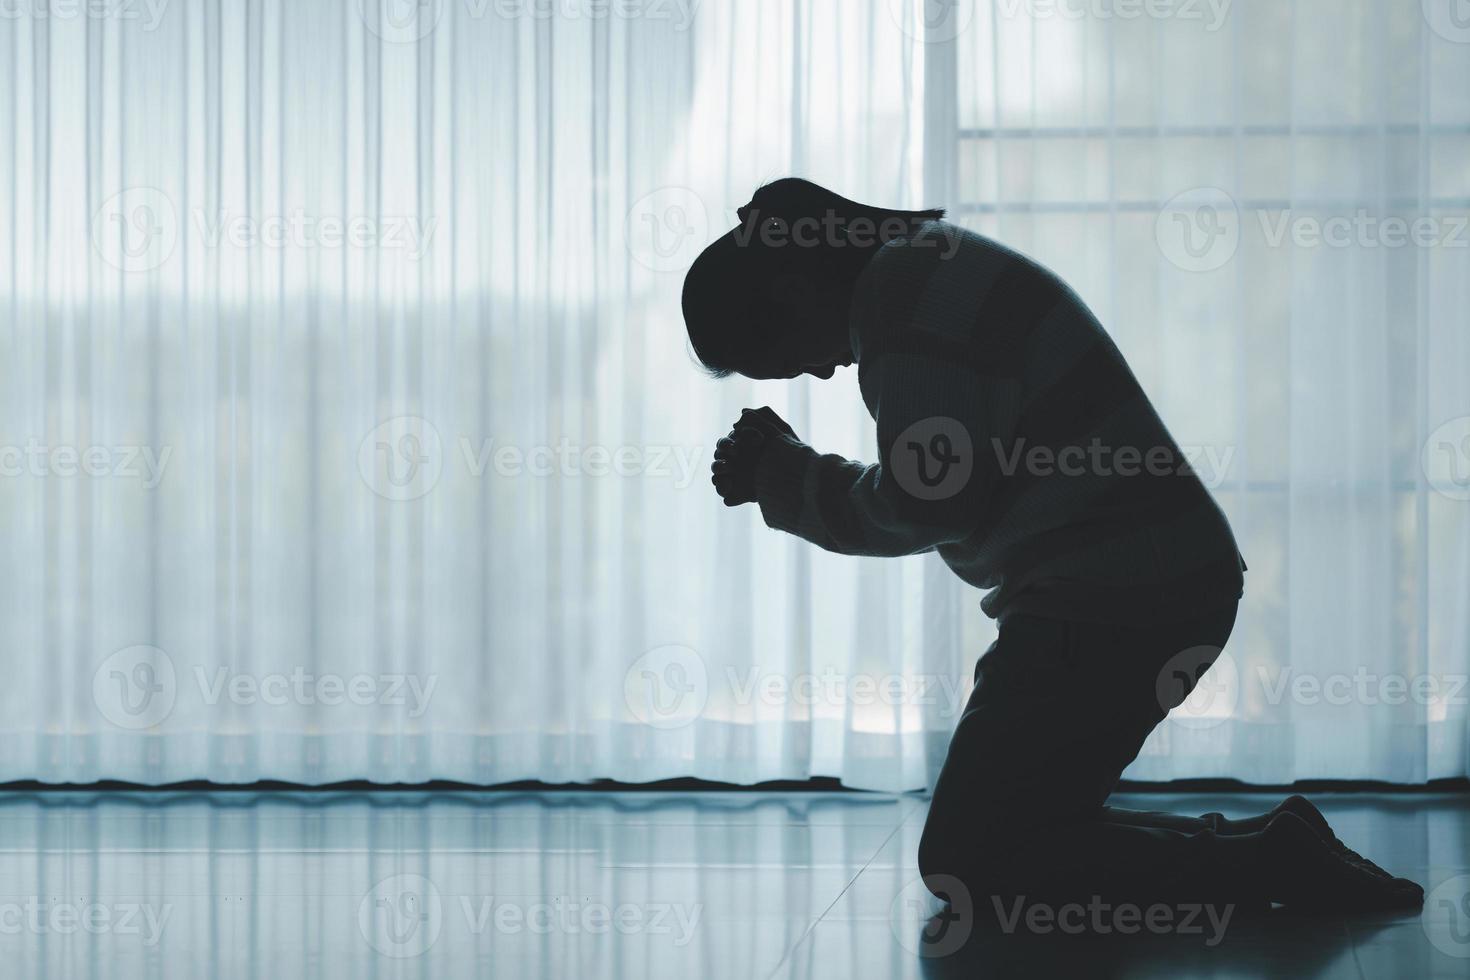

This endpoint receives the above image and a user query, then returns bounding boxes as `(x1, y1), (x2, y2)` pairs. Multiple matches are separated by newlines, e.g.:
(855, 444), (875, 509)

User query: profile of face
(739, 273), (855, 381)
(683, 242), (857, 381)
(684, 178), (937, 380)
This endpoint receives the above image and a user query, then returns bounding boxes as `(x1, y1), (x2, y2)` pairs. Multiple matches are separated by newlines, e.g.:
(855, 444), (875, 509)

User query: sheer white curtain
(1, 0), (975, 789)
(1, 0), (1466, 789)
(927, 0), (1470, 781)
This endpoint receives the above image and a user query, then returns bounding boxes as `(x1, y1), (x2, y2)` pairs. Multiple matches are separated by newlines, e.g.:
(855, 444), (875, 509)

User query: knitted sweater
(752, 221), (1245, 624)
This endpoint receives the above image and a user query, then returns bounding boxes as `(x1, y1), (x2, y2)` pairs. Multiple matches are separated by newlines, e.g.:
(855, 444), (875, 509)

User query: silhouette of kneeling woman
(681, 177), (1424, 917)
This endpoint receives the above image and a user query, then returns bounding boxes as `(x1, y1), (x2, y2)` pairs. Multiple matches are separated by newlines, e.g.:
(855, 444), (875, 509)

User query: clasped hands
(710, 406), (798, 507)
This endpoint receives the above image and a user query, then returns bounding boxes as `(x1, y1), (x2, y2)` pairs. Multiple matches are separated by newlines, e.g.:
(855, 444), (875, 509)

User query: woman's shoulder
(850, 221), (983, 349)
(863, 219), (975, 284)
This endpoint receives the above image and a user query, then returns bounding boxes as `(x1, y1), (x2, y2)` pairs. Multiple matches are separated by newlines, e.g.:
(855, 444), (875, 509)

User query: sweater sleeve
(752, 344), (1013, 557)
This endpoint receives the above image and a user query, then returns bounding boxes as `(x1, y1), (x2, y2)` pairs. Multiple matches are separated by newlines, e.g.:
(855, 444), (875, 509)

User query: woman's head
(682, 178), (944, 380)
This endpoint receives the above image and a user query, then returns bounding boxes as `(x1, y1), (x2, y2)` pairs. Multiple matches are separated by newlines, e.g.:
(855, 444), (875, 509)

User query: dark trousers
(917, 601), (1261, 908)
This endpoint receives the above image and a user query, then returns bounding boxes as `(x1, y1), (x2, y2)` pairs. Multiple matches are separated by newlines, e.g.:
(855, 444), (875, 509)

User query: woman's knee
(918, 803), (1004, 887)
(917, 819), (948, 882)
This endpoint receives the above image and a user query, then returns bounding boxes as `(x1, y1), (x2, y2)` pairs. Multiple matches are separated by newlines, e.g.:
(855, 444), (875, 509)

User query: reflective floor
(0, 790), (1464, 978)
